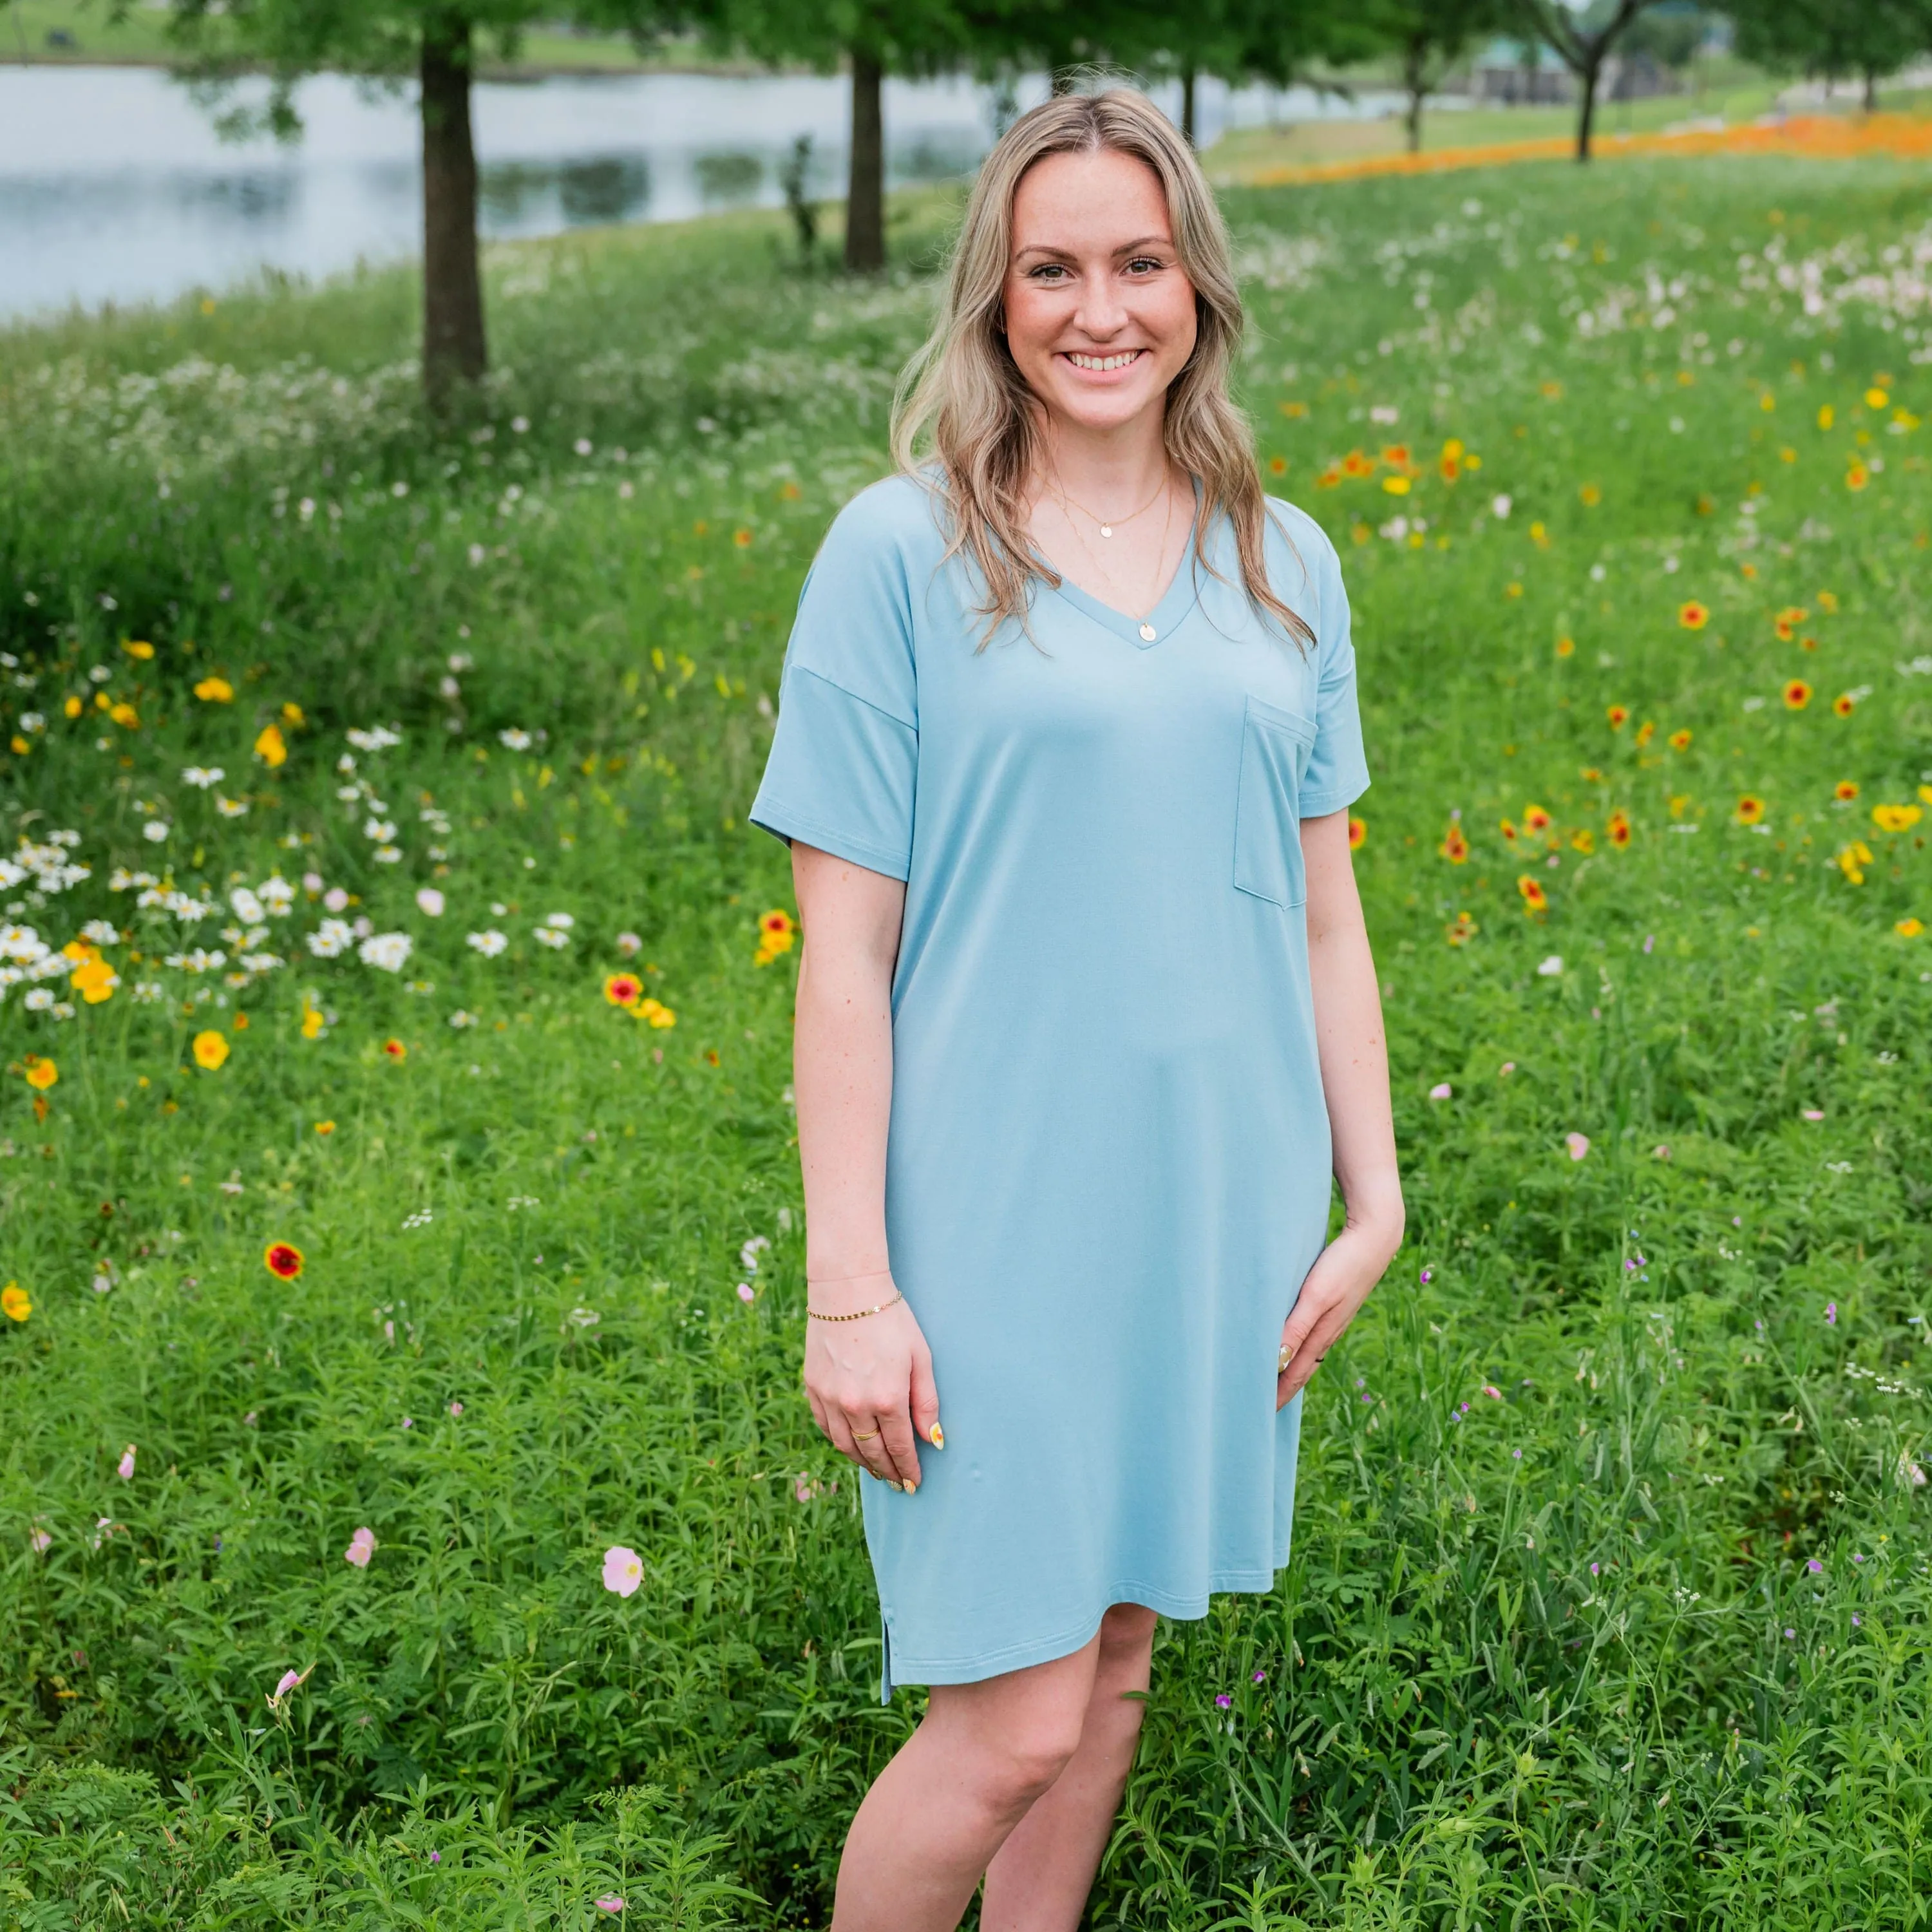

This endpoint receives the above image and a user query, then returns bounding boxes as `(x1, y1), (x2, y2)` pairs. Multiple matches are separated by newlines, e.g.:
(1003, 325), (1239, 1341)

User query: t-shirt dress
(750, 473), (1371, 1698)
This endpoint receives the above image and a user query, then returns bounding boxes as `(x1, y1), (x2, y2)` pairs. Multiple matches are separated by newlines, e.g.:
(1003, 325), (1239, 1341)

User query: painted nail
(885, 1478), (904, 1492)
(903, 1479), (917, 1495)
(929, 1423), (945, 1450)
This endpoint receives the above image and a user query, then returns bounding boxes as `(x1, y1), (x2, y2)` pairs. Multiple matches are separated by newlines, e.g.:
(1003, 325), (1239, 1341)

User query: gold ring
(852, 1427), (879, 1443)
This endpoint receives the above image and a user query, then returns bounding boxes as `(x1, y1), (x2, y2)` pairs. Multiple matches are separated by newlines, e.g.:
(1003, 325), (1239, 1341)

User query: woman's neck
(1034, 407), (1172, 515)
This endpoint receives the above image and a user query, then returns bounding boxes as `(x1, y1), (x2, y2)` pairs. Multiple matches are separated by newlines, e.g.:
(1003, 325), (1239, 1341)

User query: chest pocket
(1233, 695), (1316, 909)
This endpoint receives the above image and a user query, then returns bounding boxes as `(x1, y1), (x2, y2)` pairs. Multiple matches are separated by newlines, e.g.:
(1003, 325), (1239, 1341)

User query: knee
(1096, 1604), (1157, 1683)
(971, 1704), (1087, 1814)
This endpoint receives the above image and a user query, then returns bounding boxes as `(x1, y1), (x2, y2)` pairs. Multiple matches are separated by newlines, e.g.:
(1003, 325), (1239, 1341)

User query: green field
(3, 155), (1932, 1929)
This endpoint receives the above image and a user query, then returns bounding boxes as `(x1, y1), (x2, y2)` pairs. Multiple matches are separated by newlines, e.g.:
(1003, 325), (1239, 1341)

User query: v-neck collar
(1043, 494), (1206, 651)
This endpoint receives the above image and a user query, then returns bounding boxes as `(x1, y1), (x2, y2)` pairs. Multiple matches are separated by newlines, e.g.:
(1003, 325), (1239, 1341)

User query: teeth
(1068, 351), (1139, 372)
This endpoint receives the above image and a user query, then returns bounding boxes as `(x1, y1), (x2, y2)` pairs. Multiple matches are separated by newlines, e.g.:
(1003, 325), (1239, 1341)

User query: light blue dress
(750, 475), (1370, 1698)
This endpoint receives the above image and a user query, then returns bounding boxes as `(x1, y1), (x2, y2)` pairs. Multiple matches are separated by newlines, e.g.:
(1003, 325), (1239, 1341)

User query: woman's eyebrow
(1011, 234), (1175, 261)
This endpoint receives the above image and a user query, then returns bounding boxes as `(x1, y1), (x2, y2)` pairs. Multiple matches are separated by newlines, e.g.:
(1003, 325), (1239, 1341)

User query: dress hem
(880, 1558), (1291, 1701)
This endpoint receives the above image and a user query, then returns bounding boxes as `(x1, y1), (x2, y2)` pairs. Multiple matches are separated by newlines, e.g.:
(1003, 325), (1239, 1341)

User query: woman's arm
(791, 842), (940, 1491)
(1276, 809), (1404, 1406)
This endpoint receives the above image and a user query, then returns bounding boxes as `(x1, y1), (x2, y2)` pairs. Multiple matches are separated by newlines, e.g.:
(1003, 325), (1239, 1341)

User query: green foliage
(3, 158), (1932, 1927)
(1726, 0), (1932, 91)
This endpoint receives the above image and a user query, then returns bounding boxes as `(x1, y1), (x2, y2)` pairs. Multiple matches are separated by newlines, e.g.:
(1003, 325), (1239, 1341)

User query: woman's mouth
(1063, 349), (1144, 373)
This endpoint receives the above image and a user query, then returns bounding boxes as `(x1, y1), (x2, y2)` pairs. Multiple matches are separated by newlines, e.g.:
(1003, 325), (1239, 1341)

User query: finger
(1279, 1305), (1350, 1403)
(876, 1394), (922, 1492)
(1278, 1290), (1329, 1370)
(805, 1387), (831, 1442)
(909, 1346), (942, 1454)
(840, 1408), (900, 1487)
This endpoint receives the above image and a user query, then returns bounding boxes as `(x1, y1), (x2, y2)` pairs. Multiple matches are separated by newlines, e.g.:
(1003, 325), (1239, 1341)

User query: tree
(1370, 0), (1511, 151)
(155, 0), (679, 401)
(1513, 0), (1665, 160)
(1726, 0), (1932, 111)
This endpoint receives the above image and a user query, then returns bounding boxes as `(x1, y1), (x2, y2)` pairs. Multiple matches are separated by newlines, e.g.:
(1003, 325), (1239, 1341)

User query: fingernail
(903, 1479), (917, 1495)
(885, 1478), (904, 1492)
(929, 1423), (944, 1449)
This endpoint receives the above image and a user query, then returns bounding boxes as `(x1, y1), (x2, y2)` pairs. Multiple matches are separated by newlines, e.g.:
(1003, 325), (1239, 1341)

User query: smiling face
(1001, 146), (1199, 441)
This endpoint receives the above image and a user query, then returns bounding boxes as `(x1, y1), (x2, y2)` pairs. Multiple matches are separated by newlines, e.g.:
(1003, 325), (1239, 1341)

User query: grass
(2, 154), (1931, 1929)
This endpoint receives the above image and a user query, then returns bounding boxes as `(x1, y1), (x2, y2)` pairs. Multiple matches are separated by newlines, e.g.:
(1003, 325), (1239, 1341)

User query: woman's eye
(1126, 257), (1164, 275)
(1031, 265), (1069, 283)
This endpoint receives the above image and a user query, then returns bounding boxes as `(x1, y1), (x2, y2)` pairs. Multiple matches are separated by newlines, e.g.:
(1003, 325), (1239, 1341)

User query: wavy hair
(891, 86), (1312, 650)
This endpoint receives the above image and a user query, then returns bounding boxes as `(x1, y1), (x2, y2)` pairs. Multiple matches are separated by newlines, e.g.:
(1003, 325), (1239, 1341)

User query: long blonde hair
(891, 87), (1312, 649)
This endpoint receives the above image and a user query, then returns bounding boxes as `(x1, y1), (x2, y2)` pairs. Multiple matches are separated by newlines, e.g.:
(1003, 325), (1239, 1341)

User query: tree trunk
(1180, 62), (1197, 146)
(1575, 56), (1600, 160)
(844, 50), (884, 274)
(421, 16), (486, 400)
(1404, 40), (1427, 153)
(1863, 66), (1878, 113)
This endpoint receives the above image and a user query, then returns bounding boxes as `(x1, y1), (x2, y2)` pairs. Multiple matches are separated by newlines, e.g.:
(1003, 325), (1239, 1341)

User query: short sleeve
(749, 486), (922, 882)
(1296, 526), (1371, 819)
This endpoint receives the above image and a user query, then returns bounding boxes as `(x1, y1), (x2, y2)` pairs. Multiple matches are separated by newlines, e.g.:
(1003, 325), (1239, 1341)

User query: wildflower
(357, 932), (412, 972)
(604, 972), (643, 1007)
(383, 1038), (407, 1062)
(1524, 803), (1552, 834)
(1444, 909), (1478, 945)
(602, 1544), (644, 1598)
(143, 821), (168, 842)
(1482, 1384), (1502, 1399)
(1736, 795), (1766, 825)
(1491, 493), (1511, 518)
(1607, 810), (1632, 849)
(1803, 1108), (1825, 1121)
(1580, 483), (1601, 506)
(616, 931), (643, 956)
(1783, 679), (1812, 710)
(2, 1280), (29, 1321)
(1347, 816), (1367, 849)
(1678, 601), (1709, 630)
(314, 1120), (335, 1135)
(1570, 828), (1595, 854)
(1832, 692), (1855, 717)
(1606, 705), (1629, 730)
(194, 676), (234, 703)
(254, 723), (287, 768)
(737, 1281), (755, 1302)
(1215, 1693), (1233, 1709)
(192, 1030), (229, 1070)
(1825, 1301), (1838, 1325)
(596, 1899), (626, 1917)
(499, 728), (533, 750)
(1835, 781), (1859, 800)
(117, 1444), (137, 1480)
(71, 956), (118, 1004)
(467, 929), (508, 957)
(1429, 1083), (1452, 1101)
(264, 1242), (304, 1280)
(415, 887), (445, 918)
(1837, 841), (1872, 884)
(267, 1664), (314, 1711)
(1565, 1132), (1590, 1160)
(1381, 474), (1410, 496)
(1774, 606), (1808, 640)
(344, 1526), (377, 1569)
(1899, 918), (1926, 938)
(1846, 462), (1870, 491)
(1873, 804), (1924, 833)
(1666, 729), (1692, 753)
(634, 997), (677, 1029)
(1440, 820), (1470, 864)
(1518, 876), (1548, 913)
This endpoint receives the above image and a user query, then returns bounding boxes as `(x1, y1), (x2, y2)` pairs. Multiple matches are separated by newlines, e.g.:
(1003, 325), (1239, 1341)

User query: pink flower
(268, 1663), (313, 1709)
(301, 871), (324, 893)
(448, 1400), (464, 1417)
(616, 933), (643, 957)
(595, 1899), (625, 1916)
(1482, 1385), (1502, 1399)
(793, 1477), (817, 1503)
(736, 1281), (755, 1302)
(345, 1526), (377, 1568)
(415, 886), (446, 918)
(1499, 1061), (1515, 1076)
(601, 1544), (643, 1597)
(30, 1524), (52, 1553)
(1428, 1083), (1452, 1101)
(1802, 1108), (1824, 1121)
(1564, 1132), (1590, 1161)
(117, 1444), (136, 1481)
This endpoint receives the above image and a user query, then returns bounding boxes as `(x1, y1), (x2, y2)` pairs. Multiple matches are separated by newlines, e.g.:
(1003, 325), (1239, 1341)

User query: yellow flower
(194, 676), (234, 703)
(1838, 840), (1873, 884)
(1517, 875), (1548, 913)
(123, 639), (155, 660)
(1571, 828), (1595, 853)
(1835, 781), (1859, 800)
(1444, 910), (1479, 946)
(1736, 795), (1766, 825)
(1555, 636), (1575, 658)
(1846, 462), (1870, 491)
(1580, 483), (1602, 506)
(1783, 679), (1812, 710)
(1897, 918), (1926, 938)
(1668, 729), (1692, 751)
(1678, 601), (1709, 630)
(281, 702), (305, 726)
(64, 695), (82, 719)
(300, 1000), (325, 1040)
(1920, 785), (1932, 806)
(1832, 693), (1855, 718)
(192, 1030), (229, 1070)
(1873, 803), (1924, 833)
(1817, 591), (1839, 613)
(1, 1281), (29, 1322)
(254, 723), (287, 768)
(634, 997), (677, 1029)
(314, 1119), (336, 1135)
(1381, 475), (1411, 495)
(24, 1057), (57, 1092)
(1817, 404), (1835, 430)
(109, 702), (139, 729)
(1866, 386), (1889, 410)
(71, 956), (118, 1005)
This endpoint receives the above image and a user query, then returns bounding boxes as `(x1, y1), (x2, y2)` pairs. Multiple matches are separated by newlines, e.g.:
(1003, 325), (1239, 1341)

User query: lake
(0, 64), (1414, 323)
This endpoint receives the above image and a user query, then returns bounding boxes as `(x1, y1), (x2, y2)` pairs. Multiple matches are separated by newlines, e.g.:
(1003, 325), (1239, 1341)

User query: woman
(749, 88), (1402, 1931)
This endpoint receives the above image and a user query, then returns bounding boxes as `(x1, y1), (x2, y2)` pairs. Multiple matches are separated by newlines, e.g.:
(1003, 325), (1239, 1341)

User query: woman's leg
(830, 1634), (1102, 1932)
(978, 1604), (1158, 1932)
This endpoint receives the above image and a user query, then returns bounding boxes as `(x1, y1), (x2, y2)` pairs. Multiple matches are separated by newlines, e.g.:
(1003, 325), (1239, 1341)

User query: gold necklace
(1060, 475), (1177, 621)
(1052, 467), (1172, 539)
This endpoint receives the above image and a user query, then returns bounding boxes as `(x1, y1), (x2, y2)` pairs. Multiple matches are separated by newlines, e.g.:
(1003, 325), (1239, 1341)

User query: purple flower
(1252, 1669), (1267, 1683)
(1824, 1302), (1837, 1325)
(1853, 1615), (1862, 1627)
(1643, 933), (1654, 954)
(1215, 1693), (1232, 1709)
(1512, 1448), (1522, 1459)
(1785, 1627), (1795, 1639)
(1853, 1553), (1865, 1564)
(430, 1852), (440, 1865)
(1590, 1563), (1600, 1576)
(1419, 1266), (1434, 1285)
(1806, 1558), (1823, 1574)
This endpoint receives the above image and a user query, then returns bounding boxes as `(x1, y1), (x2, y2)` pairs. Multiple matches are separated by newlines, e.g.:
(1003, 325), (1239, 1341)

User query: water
(0, 64), (1413, 323)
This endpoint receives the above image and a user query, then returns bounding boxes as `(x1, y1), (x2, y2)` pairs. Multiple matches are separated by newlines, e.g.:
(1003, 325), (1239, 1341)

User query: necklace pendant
(1099, 524), (1113, 538)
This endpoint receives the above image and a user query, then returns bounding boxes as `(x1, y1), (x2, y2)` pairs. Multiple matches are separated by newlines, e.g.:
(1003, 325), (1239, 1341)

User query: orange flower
(1268, 455), (1287, 476)
(1668, 729), (1692, 751)
(733, 527), (753, 549)
(1736, 795), (1766, 825)
(1846, 462), (1870, 491)
(1571, 828), (1596, 854)
(1899, 918), (1926, 938)
(1524, 803), (1553, 834)
(1555, 636), (1575, 658)
(1341, 449), (1374, 478)
(193, 675), (234, 703)
(1517, 875), (1548, 913)
(1500, 818), (1518, 843)
(603, 971), (643, 1007)
(1445, 909), (1479, 946)
(254, 723), (287, 768)
(1580, 483), (1602, 506)
(1, 1280), (29, 1322)
(1634, 720), (1656, 748)
(263, 1242), (304, 1281)
(1835, 781), (1859, 800)
(1440, 821), (1470, 864)
(754, 907), (798, 967)
(1607, 810), (1632, 849)
(1381, 444), (1411, 468)
(1774, 605), (1808, 639)
(1678, 601), (1709, 630)
(1783, 679), (1813, 710)
(1832, 692), (1855, 717)
(1439, 452), (1461, 483)
(191, 1030), (229, 1070)
(382, 1038), (407, 1061)
(1347, 816), (1367, 850)
(24, 1057), (56, 1092)
(1607, 705), (1629, 729)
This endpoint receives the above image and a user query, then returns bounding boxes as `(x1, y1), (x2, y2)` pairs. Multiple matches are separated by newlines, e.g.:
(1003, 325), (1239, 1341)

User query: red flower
(264, 1242), (304, 1281)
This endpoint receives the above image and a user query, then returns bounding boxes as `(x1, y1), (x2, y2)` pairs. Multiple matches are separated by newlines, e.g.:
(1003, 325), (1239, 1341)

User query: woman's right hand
(802, 1271), (942, 1492)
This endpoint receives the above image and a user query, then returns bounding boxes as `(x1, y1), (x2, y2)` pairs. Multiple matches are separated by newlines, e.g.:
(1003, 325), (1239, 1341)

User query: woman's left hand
(1276, 1216), (1402, 1408)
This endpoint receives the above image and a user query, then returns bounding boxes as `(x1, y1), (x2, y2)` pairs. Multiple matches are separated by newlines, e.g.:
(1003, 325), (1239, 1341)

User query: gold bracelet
(806, 1291), (904, 1323)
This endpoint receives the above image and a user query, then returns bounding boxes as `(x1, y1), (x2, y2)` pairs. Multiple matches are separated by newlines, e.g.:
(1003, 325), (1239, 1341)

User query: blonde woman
(750, 88), (1402, 1932)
